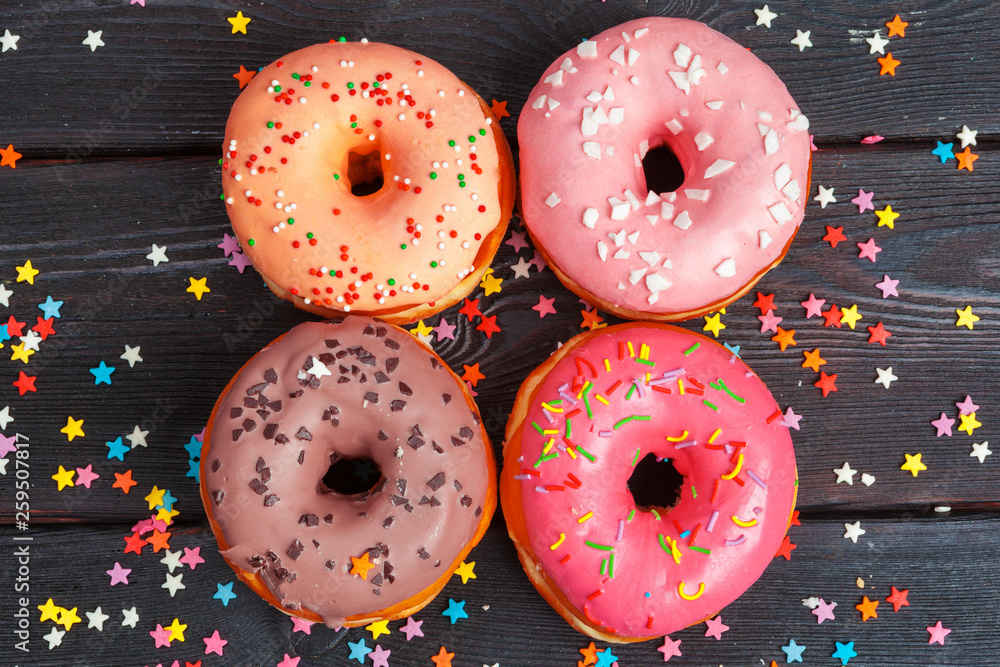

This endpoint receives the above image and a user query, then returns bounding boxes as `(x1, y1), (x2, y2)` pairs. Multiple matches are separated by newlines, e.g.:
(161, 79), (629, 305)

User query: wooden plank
(1, 514), (996, 664)
(0, 142), (996, 523)
(1, 0), (998, 155)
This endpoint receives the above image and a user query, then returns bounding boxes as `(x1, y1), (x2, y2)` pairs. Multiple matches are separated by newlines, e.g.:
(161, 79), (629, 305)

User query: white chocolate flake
(665, 119), (684, 135)
(603, 86), (615, 101)
(597, 240), (608, 261)
(545, 193), (561, 207)
(609, 45), (627, 66)
(684, 189), (709, 201)
(673, 43), (691, 68)
(613, 248), (630, 260)
(717, 61), (729, 74)
(583, 141), (602, 159)
(582, 208), (599, 229)
(703, 160), (733, 179)
(673, 210), (693, 230)
(634, 28), (649, 39)
(587, 91), (604, 103)
(764, 128), (780, 156)
(774, 163), (792, 190)
(626, 231), (640, 245)
(629, 268), (647, 284)
(608, 107), (624, 124)
(782, 179), (801, 201)
(639, 250), (660, 266)
(544, 69), (564, 86)
(532, 95), (547, 110)
(646, 272), (671, 292)
(694, 131), (714, 151)
(644, 191), (660, 206)
(768, 202), (793, 224)
(609, 198), (630, 221)
(759, 230), (773, 249)
(714, 258), (736, 278)
(577, 41), (598, 58)
(706, 100), (724, 110)
(627, 48), (640, 67)
(660, 201), (675, 219)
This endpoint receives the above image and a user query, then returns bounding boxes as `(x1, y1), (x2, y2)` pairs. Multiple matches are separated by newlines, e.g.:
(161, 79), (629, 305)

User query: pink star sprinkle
(781, 407), (803, 430)
(857, 238), (882, 262)
(131, 0), (146, 5)
(276, 654), (301, 667)
(927, 621), (951, 645)
(875, 274), (899, 298)
(74, 464), (100, 488)
(758, 310), (783, 334)
(528, 250), (547, 272)
(801, 293), (826, 319)
(812, 598), (837, 623)
(203, 630), (228, 656)
(861, 135), (885, 144)
(931, 412), (955, 437)
(291, 617), (314, 634)
(704, 616), (729, 640)
(106, 561), (131, 586)
(180, 547), (204, 570)
(229, 251), (253, 273)
(149, 624), (173, 648)
(432, 318), (457, 341)
(956, 396), (979, 416)
(532, 295), (557, 318)
(851, 188), (875, 213)
(400, 616), (424, 640)
(217, 233), (242, 256)
(504, 230), (529, 253)
(0, 434), (16, 458)
(369, 644), (391, 667)
(657, 635), (682, 661)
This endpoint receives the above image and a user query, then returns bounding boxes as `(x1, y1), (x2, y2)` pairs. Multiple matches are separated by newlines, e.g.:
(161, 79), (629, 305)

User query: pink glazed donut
(500, 322), (798, 642)
(518, 18), (811, 321)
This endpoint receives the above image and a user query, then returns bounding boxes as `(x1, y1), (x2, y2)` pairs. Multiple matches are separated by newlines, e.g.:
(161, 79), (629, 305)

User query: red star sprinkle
(886, 586), (910, 612)
(774, 535), (796, 560)
(32, 316), (56, 340)
(461, 364), (485, 387)
(233, 65), (256, 89)
(13, 372), (36, 395)
(821, 304), (843, 328)
(458, 298), (481, 320)
(815, 371), (838, 397)
(867, 322), (892, 346)
(823, 226), (847, 248)
(489, 99), (510, 120)
(790, 510), (801, 526)
(476, 314), (501, 338)
(753, 292), (776, 314)
(123, 531), (147, 555)
(6, 316), (27, 337)
(581, 309), (605, 330)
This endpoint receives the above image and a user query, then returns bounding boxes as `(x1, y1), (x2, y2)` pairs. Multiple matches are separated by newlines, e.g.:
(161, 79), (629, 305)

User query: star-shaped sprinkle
(877, 52), (900, 75)
(801, 293), (826, 318)
(37, 295), (63, 319)
(781, 407), (803, 430)
(147, 528), (171, 552)
(596, 647), (619, 667)
(886, 586), (909, 612)
(886, 14), (908, 37)
(754, 5), (777, 27)
(834, 462), (857, 485)
(844, 521), (866, 543)
(187, 277), (211, 300)
(86, 606), (109, 631)
(57, 606), (81, 631)
(432, 318), (457, 341)
(0, 284), (11, 306)
(704, 616), (729, 640)
(874, 275), (900, 299)
(147, 244), (169, 266)
(347, 638), (372, 663)
(180, 547), (205, 570)
(703, 312), (725, 337)
(851, 188), (875, 213)
(656, 636), (682, 661)
(856, 596), (879, 621)
(72, 464), (98, 489)
(38, 598), (62, 622)
(0, 433), (14, 458)
(43, 627), (65, 649)
(901, 453), (927, 477)
(442, 598), (468, 624)
(532, 295), (557, 318)
(400, 616), (424, 640)
(505, 230), (529, 252)
(510, 256), (532, 278)
(815, 371), (837, 396)
(775, 534), (796, 560)
(958, 412), (981, 435)
(363, 619), (389, 640)
(932, 141), (954, 163)
(867, 322), (891, 346)
(61, 416), (85, 441)
(955, 305), (979, 329)
(52, 465), (75, 490)
(957, 125), (978, 148)
(874, 205), (899, 229)
(857, 238), (881, 262)
(204, 630), (228, 656)
(277, 654), (302, 667)
(529, 250), (547, 272)
(927, 621), (951, 645)
(126, 425), (149, 448)
(90, 361), (116, 385)
(120, 345), (143, 367)
(82, 29), (105, 51)
(790, 29), (812, 51)
(932, 412), (955, 436)
(121, 607), (139, 628)
(971, 441), (992, 463)
(165, 617), (187, 642)
(233, 65), (256, 89)
(813, 598), (837, 623)
(956, 395), (980, 415)
(954, 146), (978, 171)
(10, 342), (34, 363)
(350, 552), (375, 580)
(32, 317), (55, 339)
(369, 644), (391, 667)
(782, 639), (806, 662)
(840, 304), (863, 329)
(489, 98), (510, 120)
(410, 320), (433, 339)
(866, 31), (889, 54)
(832, 641), (857, 665)
(0, 144), (21, 169)
(823, 225), (847, 248)
(462, 363), (485, 387)
(113, 470), (137, 493)
(16, 261), (39, 284)
(0, 28), (19, 52)
(227, 11), (251, 34)
(758, 310), (783, 334)
(150, 623), (173, 648)
(13, 371), (36, 395)
(162, 572), (186, 596)
(813, 184), (836, 208)
(19, 331), (41, 352)
(874, 366), (898, 389)
(753, 292), (776, 313)
(214, 582), (237, 606)
(802, 348), (826, 372)
(160, 549), (183, 573)
(477, 313), (502, 338)
(229, 251), (253, 273)
(454, 560), (477, 584)
(431, 646), (454, 667)
(771, 326), (796, 351)
(106, 436), (129, 461)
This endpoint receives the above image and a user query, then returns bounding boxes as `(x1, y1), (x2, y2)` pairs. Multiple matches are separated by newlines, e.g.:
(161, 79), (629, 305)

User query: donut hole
(641, 143), (685, 195)
(320, 456), (383, 495)
(347, 148), (385, 197)
(627, 453), (684, 512)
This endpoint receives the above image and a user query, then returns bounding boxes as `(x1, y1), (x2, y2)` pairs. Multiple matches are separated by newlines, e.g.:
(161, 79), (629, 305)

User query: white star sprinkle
(120, 344), (143, 367)
(0, 458), (8, 475)
(510, 256), (532, 279)
(86, 606), (109, 631)
(0, 284), (12, 306)
(126, 425), (148, 448)
(82, 29), (105, 52)
(791, 29), (813, 51)
(146, 243), (169, 266)
(971, 441), (991, 464)
(875, 366), (898, 389)
(121, 606), (139, 628)
(834, 462), (857, 485)
(162, 572), (185, 597)
(957, 125), (978, 148)
(43, 627), (65, 649)
(754, 5), (777, 28)
(0, 406), (12, 429)
(865, 31), (889, 55)
(160, 549), (183, 573)
(843, 521), (866, 543)
(813, 185), (836, 208)
(19, 331), (42, 352)
(0, 29), (20, 53)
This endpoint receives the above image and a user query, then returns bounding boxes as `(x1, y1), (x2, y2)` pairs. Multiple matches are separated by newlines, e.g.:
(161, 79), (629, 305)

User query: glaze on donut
(222, 41), (515, 324)
(200, 317), (496, 627)
(500, 322), (797, 642)
(518, 18), (811, 321)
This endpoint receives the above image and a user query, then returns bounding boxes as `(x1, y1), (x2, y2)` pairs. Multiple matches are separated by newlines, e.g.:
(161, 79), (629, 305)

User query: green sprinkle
(448, 140), (456, 147)
(287, 218), (294, 224)
(347, 82), (354, 89)
(565, 418), (572, 439)
(576, 445), (596, 462)
(633, 415), (651, 421)
(304, 81), (311, 87)
(533, 452), (559, 468)
(306, 232), (314, 239)
(583, 394), (593, 419)
(459, 181), (466, 188)
(372, 81), (379, 88)
(608, 553), (615, 578)
(631, 448), (641, 466)
(716, 378), (746, 404)
(627, 508), (636, 522)
(430, 261), (438, 268)
(691, 485), (697, 499)
(636, 358), (656, 367)
(683, 342), (701, 356)
(274, 85), (281, 92)
(625, 384), (636, 401)
(329, 270), (336, 276)
(430, 172), (437, 179)
(657, 534), (670, 553)
(702, 399), (719, 411)
(292, 73), (300, 80)
(689, 546), (712, 555)
(531, 421), (544, 434)
(613, 416), (633, 430)
(337, 36), (346, 42)
(458, 174), (464, 180)
(248, 239), (255, 246)
(599, 558), (607, 575)
(468, 135), (476, 143)
(351, 122), (358, 128)
(387, 278), (395, 286)
(219, 193), (224, 200)
(267, 121), (275, 128)
(584, 540), (614, 552)
(651, 509), (661, 520)
(333, 174), (340, 180)
(400, 244), (407, 250)
(479, 128), (487, 136)
(582, 383), (594, 396)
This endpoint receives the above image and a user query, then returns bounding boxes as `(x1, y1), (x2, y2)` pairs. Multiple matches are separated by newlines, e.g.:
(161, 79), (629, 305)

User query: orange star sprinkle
(802, 349), (826, 372)
(350, 552), (376, 580)
(771, 327), (797, 351)
(113, 470), (138, 494)
(0, 144), (22, 169)
(489, 99), (510, 120)
(579, 642), (599, 666)
(146, 529), (172, 552)
(856, 595), (880, 621)
(581, 309), (605, 330)
(430, 646), (454, 667)
(954, 146), (979, 171)
(877, 52), (900, 76)
(886, 14), (908, 37)
(461, 363), (485, 387)
(233, 65), (256, 89)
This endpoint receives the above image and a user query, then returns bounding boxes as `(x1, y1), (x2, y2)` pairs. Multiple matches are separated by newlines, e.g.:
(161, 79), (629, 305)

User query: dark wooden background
(1, 1), (999, 665)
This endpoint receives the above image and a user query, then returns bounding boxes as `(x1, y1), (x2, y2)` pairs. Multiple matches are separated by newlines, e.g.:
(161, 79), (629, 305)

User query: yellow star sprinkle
(52, 466), (75, 490)
(227, 11), (251, 34)
(410, 320), (433, 338)
(186, 277), (211, 300)
(702, 312), (725, 338)
(453, 560), (477, 584)
(16, 260), (39, 284)
(60, 416), (85, 441)
(10, 343), (34, 363)
(958, 412), (982, 435)
(839, 304), (863, 330)
(38, 599), (61, 623)
(57, 607), (81, 631)
(874, 205), (900, 229)
(365, 619), (391, 640)
(144, 485), (166, 510)
(165, 617), (187, 642)
(955, 306), (979, 329)
(901, 453), (927, 477)
(156, 506), (181, 524)
(479, 268), (503, 296)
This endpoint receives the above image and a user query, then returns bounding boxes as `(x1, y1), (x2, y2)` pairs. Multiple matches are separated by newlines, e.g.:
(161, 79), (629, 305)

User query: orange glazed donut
(500, 322), (798, 642)
(200, 317), (496, 627)
(518, 18), (811, 322)
(222, 41), (515, 324)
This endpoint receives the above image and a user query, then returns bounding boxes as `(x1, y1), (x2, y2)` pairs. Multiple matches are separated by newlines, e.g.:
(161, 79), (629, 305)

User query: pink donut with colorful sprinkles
(500, 322), (798, 642)
(518, 17), (811, 321)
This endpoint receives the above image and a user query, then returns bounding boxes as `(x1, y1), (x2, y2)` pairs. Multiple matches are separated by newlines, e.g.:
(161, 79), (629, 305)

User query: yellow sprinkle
(678, 581), (705, 601)
(666, 536), (682, 565)
(666, 430), (689, 442)
(732, 514), (758, 527)
(708, 428), (721, 444)
(678, 378), (685, 395)
(566, 447), (577, 459)
(594, 394), (609, 405)
(576, 381), (591, 399)
(639, 343), (649, 360)
(604, 359), (611, 372)
(550, 533), (565, 550)
(645, 372), (651, 383)
(627, 341), (635, 358)
(542, 429), (559, 435)
(542, 438), (554, 455)
(541, 402), (563, 413)
(578, 511), (594, 523)
(721, 452), (744, 480)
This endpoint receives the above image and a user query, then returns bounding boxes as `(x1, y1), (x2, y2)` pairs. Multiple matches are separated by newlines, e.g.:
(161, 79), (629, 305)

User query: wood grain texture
(1, 0), (999, 155)
(1, 514), (997, 665)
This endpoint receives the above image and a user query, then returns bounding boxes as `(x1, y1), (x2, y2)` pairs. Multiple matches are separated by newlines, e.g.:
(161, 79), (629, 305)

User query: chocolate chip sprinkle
(390, 400), (407, 412)
(249, 479), (268, 495)
(287, 539), (305, 560)
(324, 514), (333, 524)
(264, 494), (280, 506)
(385, 358), (399, 374)
(384, 338), (400, 350)
(454, 480), (463, 491)
(398, 382), (413, 396)
(417, 547), (430, 560)
(324, 338), (340, 348)
(382, 516), (394, 528)
(212, 489), (224, 505)
(297, 450), (305, 465)
(211, 459), (221, 473)
(364, 392), (379, 404)
(363, 324), (376, 336)
(244, 397), (258, 408)
(247, 382), (268, 395)
(242, 418), (257, 432)
(263, 423), (278, 440)
(378, 430), (389, 441)
(295, 427), (312, 441)
(324, 559), (336, 570)
(232, 429), (243, 441)
(255, 457), (266, 473)
(442, 393), (452, 405)
(299, 513), (319, 527)
(461, 495), (473, 507)
(264, 368), (278, 383)
(230, 407), (244, 419)
(374, 371), (390, 384)
(459, 426), (475, 439)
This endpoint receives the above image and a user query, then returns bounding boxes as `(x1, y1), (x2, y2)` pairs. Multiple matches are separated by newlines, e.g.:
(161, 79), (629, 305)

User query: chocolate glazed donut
(200, 317), (496, 627)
